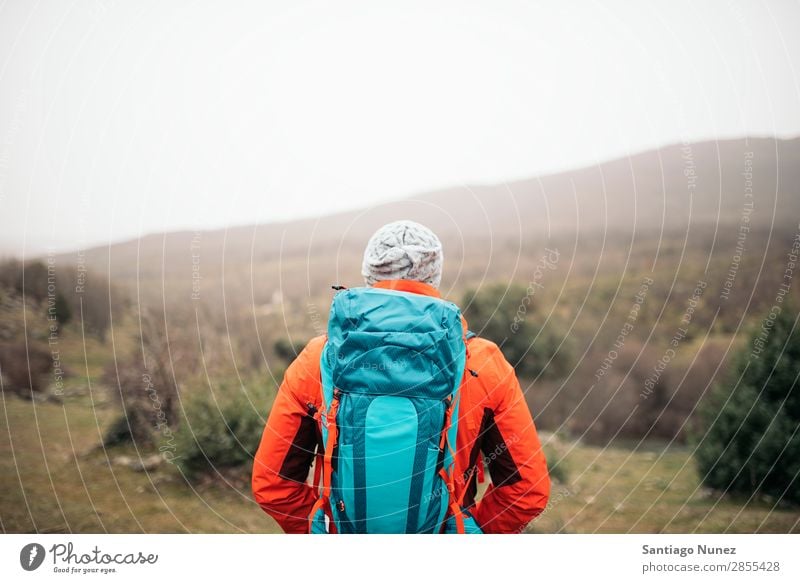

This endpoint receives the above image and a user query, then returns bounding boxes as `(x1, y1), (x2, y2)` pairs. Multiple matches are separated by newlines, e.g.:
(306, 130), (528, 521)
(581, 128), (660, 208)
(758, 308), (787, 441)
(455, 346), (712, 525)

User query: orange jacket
(252, 280), (550, 533)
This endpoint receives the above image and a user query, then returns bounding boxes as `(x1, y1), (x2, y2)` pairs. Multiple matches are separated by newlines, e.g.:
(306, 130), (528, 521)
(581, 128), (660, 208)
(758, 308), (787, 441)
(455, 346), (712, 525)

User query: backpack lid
(323, 287), (466, 401)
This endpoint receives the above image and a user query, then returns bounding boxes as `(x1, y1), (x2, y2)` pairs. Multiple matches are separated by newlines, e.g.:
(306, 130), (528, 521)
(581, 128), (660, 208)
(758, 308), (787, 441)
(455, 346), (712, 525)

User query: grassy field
(0, 325), (281, 534)
(2, 392), (798, 534)
(2, 314), (797, 534)
(530, 438), (800, 534)
(0, 393), (279, 534)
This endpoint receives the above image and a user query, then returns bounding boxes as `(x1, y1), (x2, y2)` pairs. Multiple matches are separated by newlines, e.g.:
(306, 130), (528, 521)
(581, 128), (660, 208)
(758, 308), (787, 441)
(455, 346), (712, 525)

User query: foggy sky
(1, 0), (799, 255)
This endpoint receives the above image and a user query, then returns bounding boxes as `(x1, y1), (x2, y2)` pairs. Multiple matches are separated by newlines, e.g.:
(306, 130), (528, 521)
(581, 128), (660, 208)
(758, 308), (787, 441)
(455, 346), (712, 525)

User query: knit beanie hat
(361, 220), (444, 288)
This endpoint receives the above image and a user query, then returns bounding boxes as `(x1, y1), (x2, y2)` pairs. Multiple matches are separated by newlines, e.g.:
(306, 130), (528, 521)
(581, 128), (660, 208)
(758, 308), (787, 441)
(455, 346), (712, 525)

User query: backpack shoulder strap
(465, 330), (478, 340)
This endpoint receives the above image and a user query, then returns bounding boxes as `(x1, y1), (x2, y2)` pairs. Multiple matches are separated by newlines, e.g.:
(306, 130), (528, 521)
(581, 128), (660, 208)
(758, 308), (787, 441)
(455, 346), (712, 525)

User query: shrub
(174, 386), (269, 480)
(0, 258), (117, 340)
(103, 310), (179, 446)
(694, 305), (800, 505)
(103, 414), (136, 447)
(544, 444), (569, 484)
(14, 261), (49, 302)
(54, 292), (72, 324)
(0, 259), (21, 290)
(462, 283), (574, 380)
(273, 337), (307, 365)
(0, 341), (52, 397)
(102, 359), (178, 446)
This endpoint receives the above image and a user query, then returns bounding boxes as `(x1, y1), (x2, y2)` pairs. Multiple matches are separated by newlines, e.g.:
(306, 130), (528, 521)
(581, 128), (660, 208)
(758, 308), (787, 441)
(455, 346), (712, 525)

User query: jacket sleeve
(251, 337), (324, 533)
(472, 344), (550, 534)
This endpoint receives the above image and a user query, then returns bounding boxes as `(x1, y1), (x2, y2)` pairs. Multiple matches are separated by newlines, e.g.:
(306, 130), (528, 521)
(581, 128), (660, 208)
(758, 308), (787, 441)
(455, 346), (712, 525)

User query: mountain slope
(56, 136), (800, 305)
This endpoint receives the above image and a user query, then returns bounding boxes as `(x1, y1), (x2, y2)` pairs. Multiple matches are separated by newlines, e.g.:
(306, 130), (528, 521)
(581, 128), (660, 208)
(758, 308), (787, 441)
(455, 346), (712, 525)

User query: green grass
(1, 318), (281, 533)
(0, 393), (283, 533)
(529, 440), (800, 534)
(3, 396), (798, 534)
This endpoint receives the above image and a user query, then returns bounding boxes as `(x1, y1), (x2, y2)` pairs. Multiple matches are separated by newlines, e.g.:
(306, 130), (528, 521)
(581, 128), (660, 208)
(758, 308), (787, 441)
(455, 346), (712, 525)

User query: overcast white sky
(1, 0), (799, 255)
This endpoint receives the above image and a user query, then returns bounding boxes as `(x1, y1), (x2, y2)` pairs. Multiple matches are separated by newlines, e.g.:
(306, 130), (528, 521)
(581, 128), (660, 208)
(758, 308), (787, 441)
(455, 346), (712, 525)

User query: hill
(54, 136), (799, 301)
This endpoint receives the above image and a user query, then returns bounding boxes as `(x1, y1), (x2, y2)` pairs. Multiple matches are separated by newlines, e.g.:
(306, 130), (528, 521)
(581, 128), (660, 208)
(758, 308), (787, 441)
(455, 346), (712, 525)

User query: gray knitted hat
(361, 220), (443, 288)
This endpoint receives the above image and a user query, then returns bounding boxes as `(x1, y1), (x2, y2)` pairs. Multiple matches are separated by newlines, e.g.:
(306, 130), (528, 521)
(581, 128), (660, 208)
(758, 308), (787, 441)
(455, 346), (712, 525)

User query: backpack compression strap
(308, 392), (341, 534)
(438, 391), (466, 534)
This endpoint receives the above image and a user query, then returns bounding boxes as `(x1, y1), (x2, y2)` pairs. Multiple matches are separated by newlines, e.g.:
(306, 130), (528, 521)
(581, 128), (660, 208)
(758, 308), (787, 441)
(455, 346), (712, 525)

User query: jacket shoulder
(281, 335), (326, 400)
(290, 334), (326, 371)
(466, 336), (516, 388)
(467, 335), (506, 363)
(303, 334), (327, 355)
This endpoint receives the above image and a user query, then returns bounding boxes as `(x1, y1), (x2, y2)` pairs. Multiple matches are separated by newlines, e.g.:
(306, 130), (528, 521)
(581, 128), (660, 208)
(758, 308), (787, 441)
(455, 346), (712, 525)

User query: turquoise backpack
(308, 286), (481, 534)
